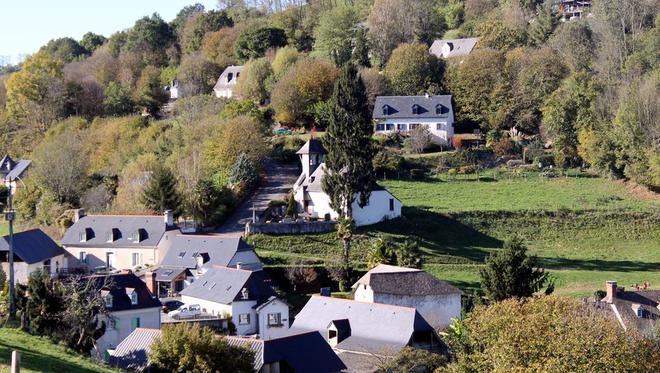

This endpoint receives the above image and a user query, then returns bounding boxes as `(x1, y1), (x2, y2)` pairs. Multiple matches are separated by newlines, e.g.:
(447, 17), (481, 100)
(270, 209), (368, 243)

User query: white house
(373, 95), (455, 145)
(1, 154), (31, 194)
(213, 65), (243, 98)
(292, 139), (402, 227)
(179, 266), (290, 339)
(352, 264), (462, 330)
(429, 38), (479, 59)
(0, 229), (69, 284)
(90, 273), (161, 361)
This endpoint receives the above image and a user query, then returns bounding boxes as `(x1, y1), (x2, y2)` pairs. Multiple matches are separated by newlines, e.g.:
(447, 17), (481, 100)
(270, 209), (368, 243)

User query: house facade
(0, 229), (68, 284)
(213, 65), (243, 98)
(88, 273), (161, 361)
(372, 95), (455, 146)
(292, 139), (402, 227)
(179, 266), (290, 338)
(61, 209), (179, 271)
(353, 264), (462, 330)
(429, 38), (479, 59)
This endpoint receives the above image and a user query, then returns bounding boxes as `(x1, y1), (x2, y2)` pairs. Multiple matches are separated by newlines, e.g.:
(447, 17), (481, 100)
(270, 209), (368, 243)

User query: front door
(106, 252), (115, 269)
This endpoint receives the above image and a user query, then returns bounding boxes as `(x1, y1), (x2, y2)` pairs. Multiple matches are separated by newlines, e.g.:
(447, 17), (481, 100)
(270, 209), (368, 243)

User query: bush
(491, 136), (515, 156)
(272, 136), (305, 163)
(373, 150), (403, 177)
(534, 154), (555, 168)
(229, 153), (259, 191)
(523, 141), (545, 163)
(410, 169), (426, 180)
(506, 159), (525, 168)
(458, 165), (477, 174)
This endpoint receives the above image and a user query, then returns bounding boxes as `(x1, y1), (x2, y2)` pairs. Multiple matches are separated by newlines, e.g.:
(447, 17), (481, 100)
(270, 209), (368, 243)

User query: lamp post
(4, 177), (16, 320)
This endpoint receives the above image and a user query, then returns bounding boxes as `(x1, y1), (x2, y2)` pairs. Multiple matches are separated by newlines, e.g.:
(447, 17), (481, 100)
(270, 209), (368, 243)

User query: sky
(0, 0), (218, 65)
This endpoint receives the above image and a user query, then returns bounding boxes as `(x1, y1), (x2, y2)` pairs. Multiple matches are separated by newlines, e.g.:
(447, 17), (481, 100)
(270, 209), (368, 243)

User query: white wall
(301, 190), (401, 227)
(232, 300), (259, 336)
(373, 292), (461, 330)
(63, 246), (158, 271)
(375, 117), (455, 145)
(257, 299), (290, 340)
(97, 307), (161, 361)
(180, 295), (232, 318)
(353, 283), (374, 303)
(214, 87), (234, 98)
(1, 254), (68, 284)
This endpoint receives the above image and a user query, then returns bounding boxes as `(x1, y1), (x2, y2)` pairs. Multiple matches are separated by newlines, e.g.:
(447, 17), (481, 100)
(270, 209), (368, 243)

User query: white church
(292, 139), (402, 226)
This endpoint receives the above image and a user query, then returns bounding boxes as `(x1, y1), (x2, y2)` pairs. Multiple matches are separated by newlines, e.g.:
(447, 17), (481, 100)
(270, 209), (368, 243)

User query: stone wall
(245, 220), (337, 235)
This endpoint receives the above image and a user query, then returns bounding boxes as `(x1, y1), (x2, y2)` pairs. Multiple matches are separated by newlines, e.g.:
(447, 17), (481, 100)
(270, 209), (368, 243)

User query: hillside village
(0, 0), (659, 371)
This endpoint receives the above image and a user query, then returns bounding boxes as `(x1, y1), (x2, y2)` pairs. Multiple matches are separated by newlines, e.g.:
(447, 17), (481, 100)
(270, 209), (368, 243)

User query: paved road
(214, 158), (299, 237)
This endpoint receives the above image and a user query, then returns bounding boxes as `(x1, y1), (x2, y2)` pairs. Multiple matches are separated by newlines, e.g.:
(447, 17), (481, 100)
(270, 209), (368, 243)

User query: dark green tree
(103, 82), (135, 116)
(171, 3), (205, 36)
(190, 177), (235, 227)
(529, 1), (560, 46)
(285, 192), (298, 219)
(25, 269), (63, 336)
(352, 28), (371, 68)
(124, 13), (176, 66)
(39, 37), (89, 63)
(133, 66), (169, 115)
(395, 239), (424, 269)
(80, 32), (107, 53)
(322, 64), (375, 284)
(234, 26), (287, 62)
(141, 166), (182, 217)
(480, 236), (548, 302)
(182, 10), (233, 53)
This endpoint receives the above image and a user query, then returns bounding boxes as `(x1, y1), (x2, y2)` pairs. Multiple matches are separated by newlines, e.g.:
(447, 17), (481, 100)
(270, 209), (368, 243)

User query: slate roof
(353, 264), (462, 297)
(303, 163), (386, 193)
(61, 215), (172, 248)
(159, 235), (262, 270)
(372, 95), (453, 120)
(296, 139), (328, 155)
(291, 296), (434, 354)
(110, 328), (161, 371)
(429, 38), (479, 58)
(611, 290), (660, 334)
(0, 229), (65, 264)
(213, 65), (243, 91)
(179, 267), (276, 305)
(225, 332), (347, 373)
(0, 155), (31, 181)
(85, 273), (161, 312)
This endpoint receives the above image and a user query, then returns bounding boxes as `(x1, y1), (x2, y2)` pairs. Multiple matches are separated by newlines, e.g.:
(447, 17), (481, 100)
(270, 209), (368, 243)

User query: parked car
(274, 128), (292, 135)
(168, 304), (202, 320)
(162, 300), (184, 313)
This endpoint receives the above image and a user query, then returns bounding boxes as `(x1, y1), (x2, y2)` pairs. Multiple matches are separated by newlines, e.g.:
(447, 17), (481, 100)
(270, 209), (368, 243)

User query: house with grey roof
(110, 327), (161, 371)
(292, 139), (402, 226)
(213, 65), (243, 98)
(146, 234), (262, 298)
(0, 229), (68, 284)
(84, 273), (161, 362)
(179, 266), (290, 339)
(353, 264), (462, 330)
(373, 95), (455, 146)
(226, 332), (347, 373)
(61, 209), (179, 272)
(429, 37), (479, 59)
(291, 295), (443, 370)
(590, 280), (660, 336)
(1, 154), (31, 194)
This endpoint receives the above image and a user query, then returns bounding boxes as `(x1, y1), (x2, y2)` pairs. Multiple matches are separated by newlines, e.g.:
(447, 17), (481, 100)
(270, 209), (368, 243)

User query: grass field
(0, 328), (118, 373)
(250, 172), (660, 297)
(0, 222), (6, 237)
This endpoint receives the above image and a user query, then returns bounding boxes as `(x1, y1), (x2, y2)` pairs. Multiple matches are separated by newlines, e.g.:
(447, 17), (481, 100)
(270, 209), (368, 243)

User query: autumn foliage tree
(384, 43), (443, 96)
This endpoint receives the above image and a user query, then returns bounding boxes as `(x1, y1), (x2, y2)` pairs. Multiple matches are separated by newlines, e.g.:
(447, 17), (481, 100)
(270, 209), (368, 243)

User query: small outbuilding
(0, 229), (68, 284)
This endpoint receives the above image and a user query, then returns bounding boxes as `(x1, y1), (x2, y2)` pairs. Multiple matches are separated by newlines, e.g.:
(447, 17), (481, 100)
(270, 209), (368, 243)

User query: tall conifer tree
(322, 64), (375, 285)
(141, 165), (182, 217)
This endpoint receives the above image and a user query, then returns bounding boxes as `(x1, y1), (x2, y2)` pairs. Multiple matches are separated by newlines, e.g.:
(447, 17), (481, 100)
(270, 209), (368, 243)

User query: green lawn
(251, 172), (660, 297)
(0, 222), (6, 237)
(0, 328), (118, 373)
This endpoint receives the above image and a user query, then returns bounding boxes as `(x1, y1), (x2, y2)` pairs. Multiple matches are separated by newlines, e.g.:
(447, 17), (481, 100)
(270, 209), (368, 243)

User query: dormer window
(382, 105), (390, 116)
(127, 288), (138, 305)
(241, 287), (249, 299)
(106, 228), (120, 243)
(130, 229), (146, 243)
(227, 72), (234, 82)
(436, 104), (446, 115)
(79, 227), (94, 242)
(412, 104), (420, 115)
(102, 290), (113, 308)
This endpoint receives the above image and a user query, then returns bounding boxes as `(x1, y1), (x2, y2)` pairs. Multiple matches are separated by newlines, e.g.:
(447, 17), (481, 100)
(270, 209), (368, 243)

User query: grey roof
(226, 332), (346, 373)
(302, 163), (386, 193)
(0, 155), (31, 181)
(373, 95), (453, 120)
(213, 65), (243, 91)
(612, 290), (660, 334)
(296, 139), (328, 155)
(353, 264), (462, 296)
(179, 267), (276, 305)
(154, 267), (189, 282)
(291, 296), (433, 354)
(429, 38), (479, 58)
(61, 215), (171, 248)
(159, 234), (262, 270)
(110, 328), (161, 371)
(255, 295), (291, 312)
(85, 273), (162, 312)
(0, 229), (65, 264)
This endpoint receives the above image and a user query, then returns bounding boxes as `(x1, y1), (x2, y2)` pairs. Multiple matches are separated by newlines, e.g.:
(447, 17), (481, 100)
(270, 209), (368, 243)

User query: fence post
(11, 350), (20, 373)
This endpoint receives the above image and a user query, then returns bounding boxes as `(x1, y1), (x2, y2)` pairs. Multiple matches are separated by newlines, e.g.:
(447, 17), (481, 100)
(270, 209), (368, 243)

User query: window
(227, 72), (234, 82)
(79, 252), (87, 264)
(412, 104), (420, 115)
(127, 289), (138, 305)
(397, 123), (407, 131)
(268, 313), (282, 326)
(436, 123), (444, 130)
(385, 123), (395, 131)
(131, 317), (140, 330)
(382, 105), (389, 116)
(636, 308), (644, 317)
(110, 318), (120, 330)
(389, 198), (395, 211)
(131, 253), (142, 267)
(238, 314), (250, 325)
(79, 232), (86, 242)
(104, 293), (113, 308)
(409, 123), (420, 130)
(178, 251), (186, 258)
(375, 123), (385, 131)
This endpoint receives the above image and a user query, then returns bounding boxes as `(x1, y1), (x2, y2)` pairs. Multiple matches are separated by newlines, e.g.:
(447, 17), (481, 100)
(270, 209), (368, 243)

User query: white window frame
(267, 313), (281, 326)
(131, 253), (142, 267)
(79, 252), (87, 264)
(238, 313), (250, 325)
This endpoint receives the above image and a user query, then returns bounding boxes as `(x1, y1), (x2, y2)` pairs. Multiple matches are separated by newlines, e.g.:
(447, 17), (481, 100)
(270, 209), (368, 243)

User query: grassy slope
(0, 223), (6, 237)
(250, 172), (660, 297)
(0, 328), (118, 373)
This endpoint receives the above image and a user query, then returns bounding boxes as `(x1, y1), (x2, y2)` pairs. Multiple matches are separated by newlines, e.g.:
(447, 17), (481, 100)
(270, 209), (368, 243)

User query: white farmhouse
(292, 139), (402, 227)
(213, 65), (243, 98)
(372, 95), (455, 146)
(179, 266), (290, 339)
(429, 38), (479, 59)
(0, 229), (68, 284)
(353, 264), (462, 330)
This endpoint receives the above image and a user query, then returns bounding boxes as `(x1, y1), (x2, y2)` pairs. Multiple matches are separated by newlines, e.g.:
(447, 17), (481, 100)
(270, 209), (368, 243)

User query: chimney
(164, 210), (173, 226)
(196, 254), (205, 269)
(145, 271), (157, 295)
(236, 262), (243, 270)
(606, 281), (617, 303)
(74, 208), (85, 222)
(425, 93), (430, 99)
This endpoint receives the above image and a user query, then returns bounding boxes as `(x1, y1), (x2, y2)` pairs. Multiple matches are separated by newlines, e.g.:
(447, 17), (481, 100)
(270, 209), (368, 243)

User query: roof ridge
(176, 234), (237, 239)
(311, 295), (418, 311)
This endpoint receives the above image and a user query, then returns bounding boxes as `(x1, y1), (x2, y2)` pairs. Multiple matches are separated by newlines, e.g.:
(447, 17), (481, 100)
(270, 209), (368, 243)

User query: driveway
(214, 158), (299, 236)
